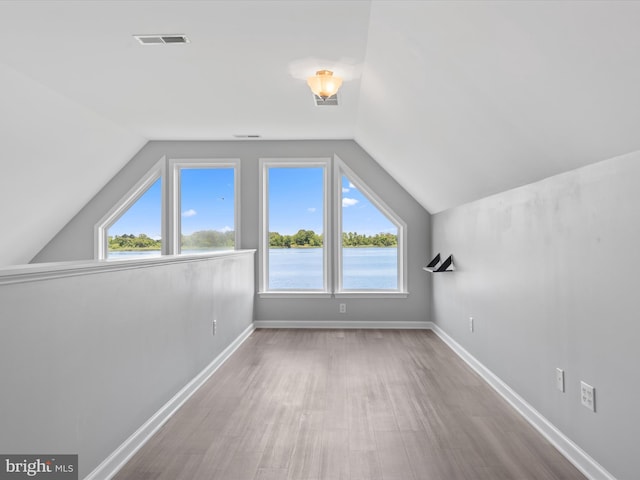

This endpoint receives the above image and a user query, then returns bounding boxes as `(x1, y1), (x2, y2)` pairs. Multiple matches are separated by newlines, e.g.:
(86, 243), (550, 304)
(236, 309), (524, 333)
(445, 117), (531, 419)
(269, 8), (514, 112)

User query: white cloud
(220, 225), (233, 233)
(182, 209), (197, 217)
(348, 181), (356, 189)
(342, 198), (359, 207)
(342, 187), (350, 193)
(307, 207), (316, 213)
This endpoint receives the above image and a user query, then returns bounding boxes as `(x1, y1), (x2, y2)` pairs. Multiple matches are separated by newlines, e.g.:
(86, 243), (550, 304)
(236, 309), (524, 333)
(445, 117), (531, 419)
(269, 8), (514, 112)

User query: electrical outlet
(469, 316), (474, 332)
(339, 303), (346, 314)
(580, 381), (595, 412)
(556, 368), (565, 392)
(212, 319), (217, 336)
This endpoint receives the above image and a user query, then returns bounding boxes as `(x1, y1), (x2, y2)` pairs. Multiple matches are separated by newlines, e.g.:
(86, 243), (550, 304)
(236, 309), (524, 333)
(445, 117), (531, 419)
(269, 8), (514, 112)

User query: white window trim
(94, 157), (166, 260)
(258, 158), (331, 295)
(333, 155), (408, 295)
(168, 158), (241, 255)
(258, 292), (333, 299)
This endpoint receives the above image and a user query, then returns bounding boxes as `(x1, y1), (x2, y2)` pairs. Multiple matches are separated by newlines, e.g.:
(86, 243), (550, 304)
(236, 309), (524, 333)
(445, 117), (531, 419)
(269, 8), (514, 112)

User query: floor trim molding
(429, 323), (616, 480)
(84, 323), (255, 480)
(254, 320), (433, 329)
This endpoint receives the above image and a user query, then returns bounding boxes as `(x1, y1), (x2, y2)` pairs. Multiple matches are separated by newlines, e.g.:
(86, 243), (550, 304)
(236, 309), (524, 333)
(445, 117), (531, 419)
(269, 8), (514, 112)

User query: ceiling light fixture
(306, 70), (343, 100)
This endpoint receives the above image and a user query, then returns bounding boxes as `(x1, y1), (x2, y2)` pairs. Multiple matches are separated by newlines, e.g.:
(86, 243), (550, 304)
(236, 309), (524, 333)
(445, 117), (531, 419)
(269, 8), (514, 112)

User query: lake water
(268, 247), (397, 290)
(109, 247), (398, 290)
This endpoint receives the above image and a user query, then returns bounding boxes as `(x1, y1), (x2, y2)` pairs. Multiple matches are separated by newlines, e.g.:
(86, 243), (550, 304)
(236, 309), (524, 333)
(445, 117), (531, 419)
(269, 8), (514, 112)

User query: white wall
(35, 140), (432, 325)
(0, 61), (145, 267)
(431, 151), (640, 480)
(0, 251), (254, 478)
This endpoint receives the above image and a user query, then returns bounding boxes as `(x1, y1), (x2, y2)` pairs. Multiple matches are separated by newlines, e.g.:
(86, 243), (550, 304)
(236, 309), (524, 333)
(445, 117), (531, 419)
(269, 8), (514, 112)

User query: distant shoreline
(109, 245), (396, 252)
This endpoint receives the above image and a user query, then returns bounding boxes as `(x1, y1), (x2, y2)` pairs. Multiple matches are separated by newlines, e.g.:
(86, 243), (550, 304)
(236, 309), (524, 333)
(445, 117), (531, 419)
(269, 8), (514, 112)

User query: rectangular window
(260, 159), (329, 293)
(169, 159), (239, 255)
(179, 167), (236, 253)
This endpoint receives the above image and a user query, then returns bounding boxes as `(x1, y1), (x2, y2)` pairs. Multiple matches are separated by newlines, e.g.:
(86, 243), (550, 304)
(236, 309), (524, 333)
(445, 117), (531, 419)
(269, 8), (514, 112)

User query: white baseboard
(429, 323), (616, 480)
(254, 320), (433, 329)
(84, 323), (255, 480)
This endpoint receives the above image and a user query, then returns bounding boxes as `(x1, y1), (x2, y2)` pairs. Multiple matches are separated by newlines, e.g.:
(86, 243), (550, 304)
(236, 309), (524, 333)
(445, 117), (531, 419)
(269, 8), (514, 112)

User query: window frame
(94, 157), (166, 260)
(258, 158), (332, 298)
(168, 158), (241, 255)
(258, 156), (408, 298)
(333, 157), (408, 298)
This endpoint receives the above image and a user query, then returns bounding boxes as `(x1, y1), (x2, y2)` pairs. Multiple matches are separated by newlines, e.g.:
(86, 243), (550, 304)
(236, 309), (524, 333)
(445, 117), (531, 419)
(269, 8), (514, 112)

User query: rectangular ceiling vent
(314, 94), (339, 107)
(134, 34), (190, 45)
(233, 134), (261, 139)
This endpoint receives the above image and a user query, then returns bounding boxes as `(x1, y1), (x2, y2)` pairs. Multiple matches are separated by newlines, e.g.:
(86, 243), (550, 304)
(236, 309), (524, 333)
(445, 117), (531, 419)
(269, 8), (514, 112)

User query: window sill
(257, 291), (409, 299)
(258, 291), (333, 299)
(334, 291), (409, 299)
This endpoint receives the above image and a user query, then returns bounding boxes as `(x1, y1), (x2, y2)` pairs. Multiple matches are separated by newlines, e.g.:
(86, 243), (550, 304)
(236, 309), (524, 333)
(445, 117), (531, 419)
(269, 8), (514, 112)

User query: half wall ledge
(0, 250), (257, 286)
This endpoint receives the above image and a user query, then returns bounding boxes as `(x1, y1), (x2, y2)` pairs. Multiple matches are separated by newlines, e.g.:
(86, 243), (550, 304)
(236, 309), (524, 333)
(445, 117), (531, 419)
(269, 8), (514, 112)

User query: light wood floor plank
(114, 329), (586, 480)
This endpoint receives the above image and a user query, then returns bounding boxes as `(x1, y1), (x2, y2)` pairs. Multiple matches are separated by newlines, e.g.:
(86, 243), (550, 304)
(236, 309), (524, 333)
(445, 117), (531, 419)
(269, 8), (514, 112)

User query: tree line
(270, 229), (397, 248)
(182, 230), (234, 249)
(108, 233), (161, 251)
(109, 229), (396, 251)
(108, 230), (235, 251)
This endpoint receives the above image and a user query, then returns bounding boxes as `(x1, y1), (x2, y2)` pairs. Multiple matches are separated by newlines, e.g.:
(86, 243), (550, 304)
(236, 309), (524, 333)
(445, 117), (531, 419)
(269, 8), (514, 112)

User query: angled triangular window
(337, 162), (406, 293)
(106, 178), (162, 259)
(95, 160), (164, 260)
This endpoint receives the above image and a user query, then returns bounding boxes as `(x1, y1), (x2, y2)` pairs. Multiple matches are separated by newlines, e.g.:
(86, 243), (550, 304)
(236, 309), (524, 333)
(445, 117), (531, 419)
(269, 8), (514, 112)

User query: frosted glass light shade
(306, 70), (343, 100)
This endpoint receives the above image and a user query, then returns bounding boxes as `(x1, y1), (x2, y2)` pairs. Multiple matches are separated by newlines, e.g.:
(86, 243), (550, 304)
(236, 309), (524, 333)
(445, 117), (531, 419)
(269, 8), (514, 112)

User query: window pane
(341, 175), (398, 289)
(180, 168), (235, 253)
(107, 178), (162, 259)
(268, 167), (324, 290)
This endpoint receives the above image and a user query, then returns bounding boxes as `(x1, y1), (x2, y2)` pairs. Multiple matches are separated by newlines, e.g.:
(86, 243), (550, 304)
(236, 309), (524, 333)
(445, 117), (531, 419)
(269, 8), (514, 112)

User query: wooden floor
(115, 329), (586, 480)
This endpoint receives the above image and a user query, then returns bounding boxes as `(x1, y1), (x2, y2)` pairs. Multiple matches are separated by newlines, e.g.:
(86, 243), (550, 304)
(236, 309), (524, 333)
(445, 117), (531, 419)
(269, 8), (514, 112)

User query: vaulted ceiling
(2, 1), (640, 266)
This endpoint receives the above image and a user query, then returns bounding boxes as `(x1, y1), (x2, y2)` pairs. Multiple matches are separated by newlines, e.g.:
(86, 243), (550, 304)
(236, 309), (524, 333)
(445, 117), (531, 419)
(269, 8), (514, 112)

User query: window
(259, 156), (407, 297)
(259, 159), (330, 294)
(107, 178), (162, 259)
(96, 159), (165, 260)
(336, 163), (406, 294)
(173, 161), (238, 254)
(96, 157), (240, 259)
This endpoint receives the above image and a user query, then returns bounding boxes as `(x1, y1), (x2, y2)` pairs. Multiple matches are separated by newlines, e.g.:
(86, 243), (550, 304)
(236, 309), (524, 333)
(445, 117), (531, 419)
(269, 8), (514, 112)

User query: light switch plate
(556, 368), (564, 392)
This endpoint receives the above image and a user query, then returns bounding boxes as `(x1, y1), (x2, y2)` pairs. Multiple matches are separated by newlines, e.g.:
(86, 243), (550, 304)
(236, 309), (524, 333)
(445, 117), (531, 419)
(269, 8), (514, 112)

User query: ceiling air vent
(134, 34), (190, 45)
(233, 134), (261, 139)
(314, 94), (339, 107)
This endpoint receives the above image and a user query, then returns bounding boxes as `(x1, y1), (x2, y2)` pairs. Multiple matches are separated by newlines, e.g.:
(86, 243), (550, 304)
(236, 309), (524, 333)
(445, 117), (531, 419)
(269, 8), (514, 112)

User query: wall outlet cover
(580, 381), (595, 412)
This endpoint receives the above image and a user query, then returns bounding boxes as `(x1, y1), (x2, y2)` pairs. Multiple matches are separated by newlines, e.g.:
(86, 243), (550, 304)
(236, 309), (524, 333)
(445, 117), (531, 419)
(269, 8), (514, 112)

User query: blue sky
(109, 167), (395, 239)
(109, 178), (162, 238)
(268, 167), (396, 236)
(268, 167), (324, 234)
(180, 168), (235, 235)
(340, 175), (396, 236)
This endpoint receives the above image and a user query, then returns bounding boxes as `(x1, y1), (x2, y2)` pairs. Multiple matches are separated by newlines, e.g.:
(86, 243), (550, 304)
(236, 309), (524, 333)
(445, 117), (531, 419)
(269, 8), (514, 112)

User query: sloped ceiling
(0, 59), (145, 267)
(357, 1), (640, 213)
(2, 1), (640, 266)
